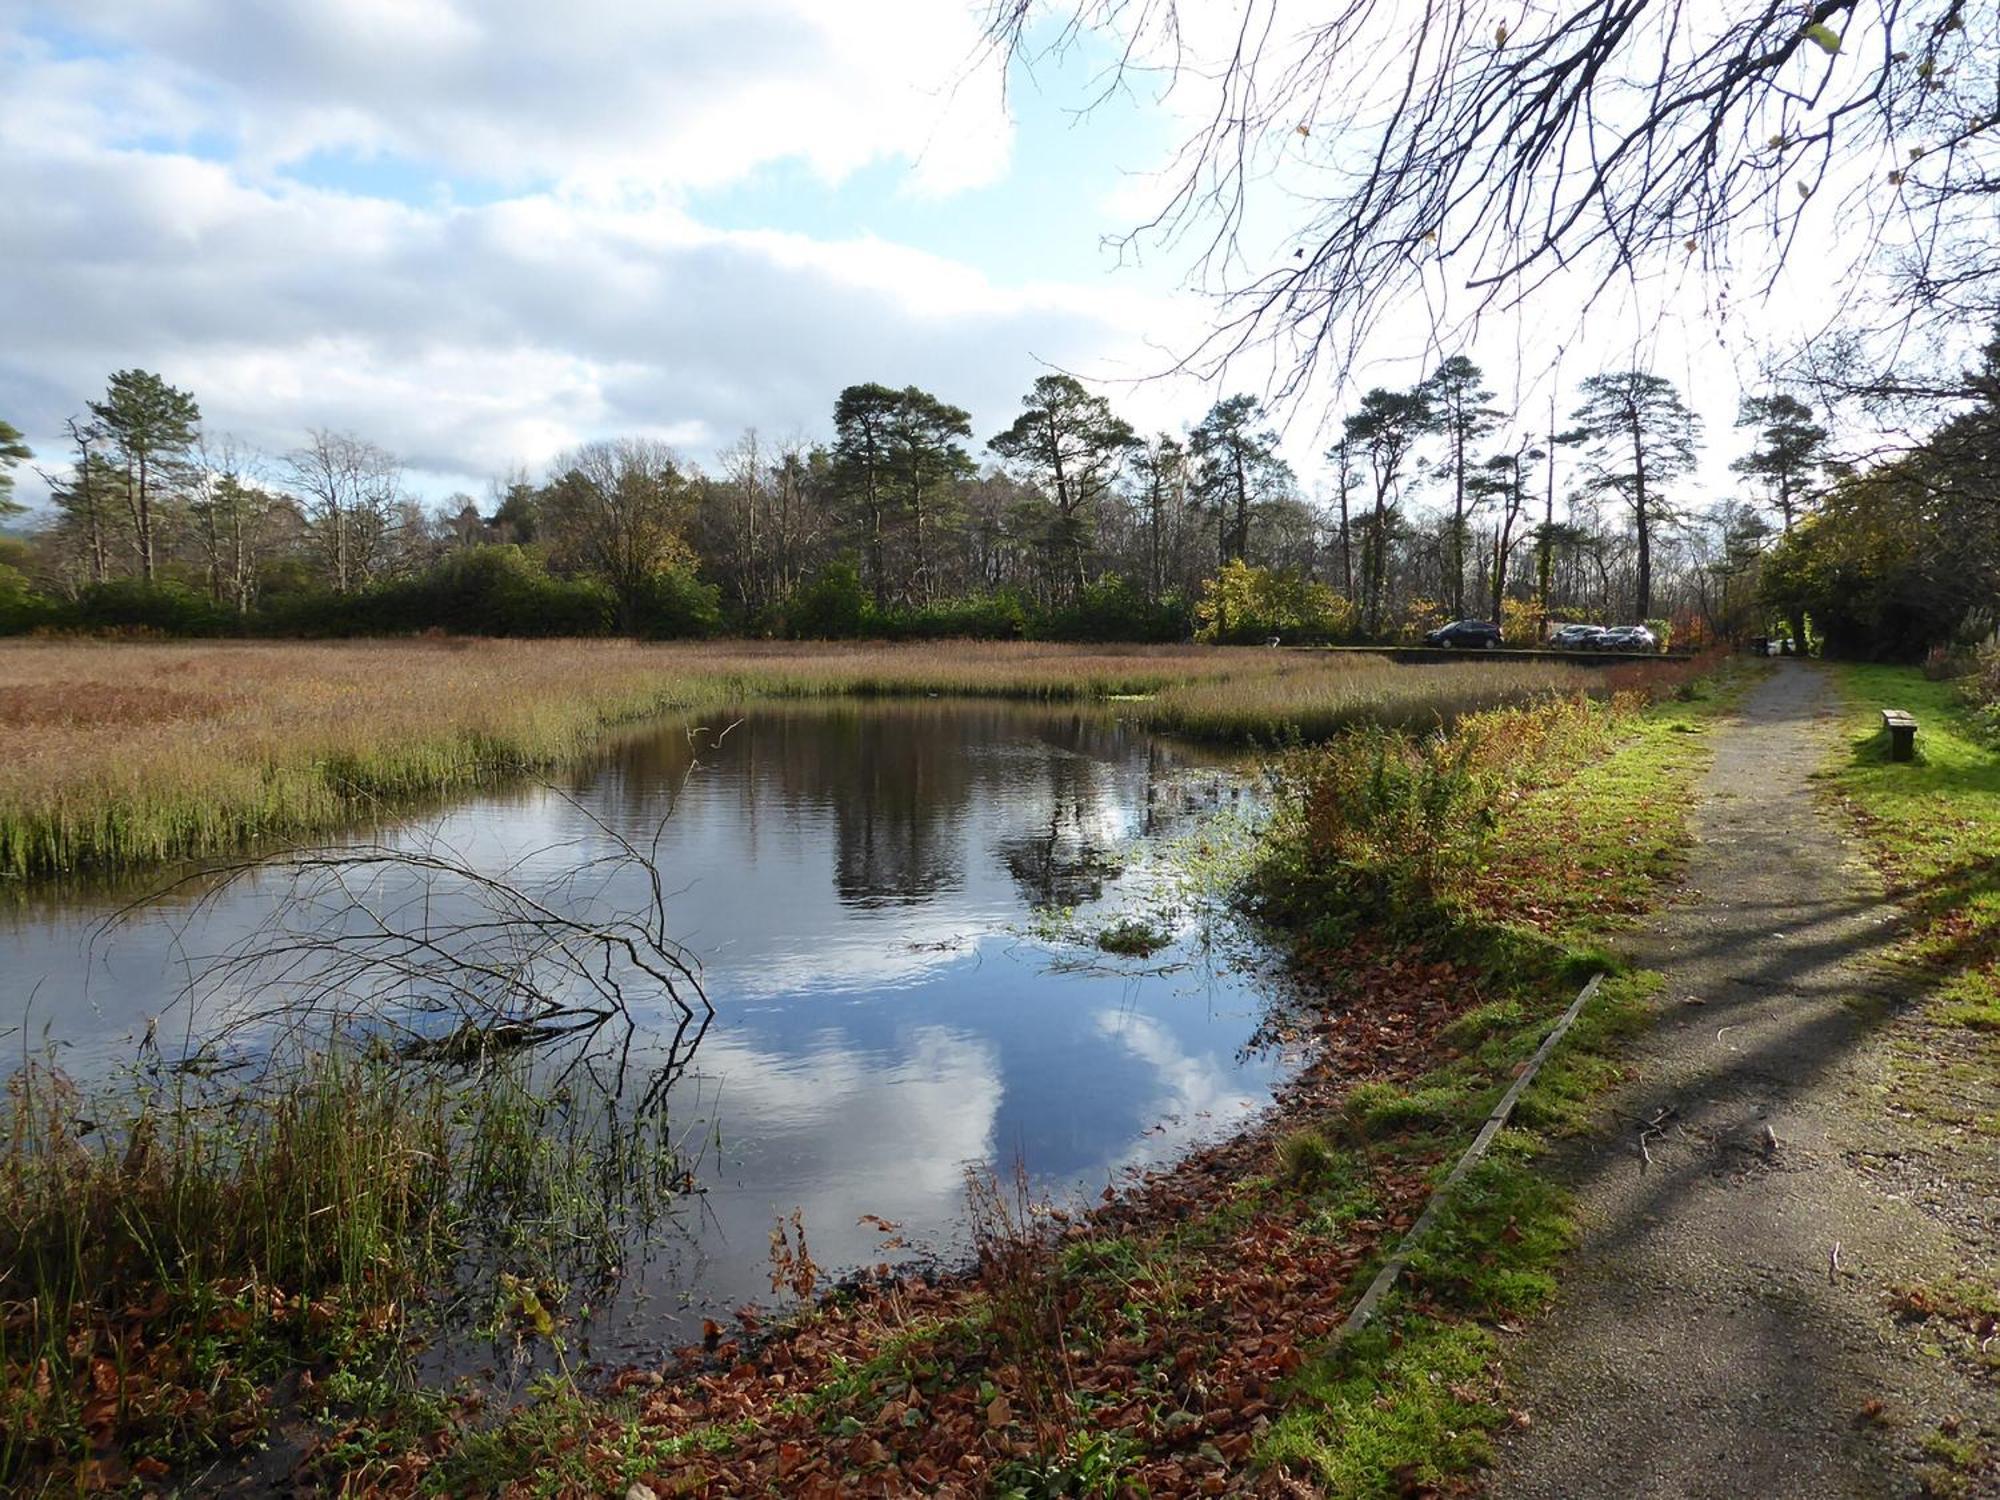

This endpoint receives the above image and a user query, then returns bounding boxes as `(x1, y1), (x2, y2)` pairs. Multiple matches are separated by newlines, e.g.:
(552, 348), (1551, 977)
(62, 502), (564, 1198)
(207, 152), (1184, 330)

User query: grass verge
(1823, 663), (2000, 1037)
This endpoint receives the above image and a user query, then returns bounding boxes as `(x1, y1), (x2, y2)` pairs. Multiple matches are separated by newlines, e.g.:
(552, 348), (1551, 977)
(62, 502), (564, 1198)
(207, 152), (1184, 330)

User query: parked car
(1548, 623), (1606, 651)
(1598, 624), (1659, 653)
(1424, 619), (1503, 649)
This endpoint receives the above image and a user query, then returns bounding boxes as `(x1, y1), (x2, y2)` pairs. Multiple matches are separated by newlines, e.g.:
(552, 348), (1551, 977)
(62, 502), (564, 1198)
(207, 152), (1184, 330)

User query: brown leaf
(986, 1394), (1013, 1430)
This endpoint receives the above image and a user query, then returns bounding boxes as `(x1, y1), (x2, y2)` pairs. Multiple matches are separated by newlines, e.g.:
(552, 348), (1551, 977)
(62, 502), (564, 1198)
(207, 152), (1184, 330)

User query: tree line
(0, 354), (1952, 652)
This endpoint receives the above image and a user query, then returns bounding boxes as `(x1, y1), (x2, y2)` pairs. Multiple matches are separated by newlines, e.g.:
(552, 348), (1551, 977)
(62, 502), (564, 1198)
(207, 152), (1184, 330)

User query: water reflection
(1, 700), (1286, 1349)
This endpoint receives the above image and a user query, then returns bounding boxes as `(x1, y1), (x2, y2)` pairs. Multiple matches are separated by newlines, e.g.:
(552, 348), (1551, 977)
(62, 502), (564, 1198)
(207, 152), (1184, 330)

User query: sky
(0, 0), (1810, 513)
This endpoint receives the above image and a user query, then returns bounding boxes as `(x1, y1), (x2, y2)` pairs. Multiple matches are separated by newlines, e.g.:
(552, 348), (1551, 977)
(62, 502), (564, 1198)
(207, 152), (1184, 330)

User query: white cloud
(0, 126), (1190, 492)
(1, 0), (1186, 497)
(2, 0), (1013, 196)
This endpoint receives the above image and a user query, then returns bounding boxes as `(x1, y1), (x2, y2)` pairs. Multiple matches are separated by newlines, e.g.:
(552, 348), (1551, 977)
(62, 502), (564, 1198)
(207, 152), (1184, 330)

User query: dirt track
(1492, 662), (1999, 1499)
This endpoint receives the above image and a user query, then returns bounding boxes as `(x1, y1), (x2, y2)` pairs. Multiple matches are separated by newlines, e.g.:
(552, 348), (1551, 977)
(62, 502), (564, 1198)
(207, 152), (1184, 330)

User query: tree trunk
(867, 484), (885, 613)
(1449, 426), (1465, 617)
(133, 455), (156, 582)
(1231, 448), (1249, 562)
(1338, 473), (1353, 596)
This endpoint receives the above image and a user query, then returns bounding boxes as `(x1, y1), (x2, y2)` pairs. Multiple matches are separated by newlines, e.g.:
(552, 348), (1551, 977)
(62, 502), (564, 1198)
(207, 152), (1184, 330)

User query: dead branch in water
(110, 786), (714, 1107)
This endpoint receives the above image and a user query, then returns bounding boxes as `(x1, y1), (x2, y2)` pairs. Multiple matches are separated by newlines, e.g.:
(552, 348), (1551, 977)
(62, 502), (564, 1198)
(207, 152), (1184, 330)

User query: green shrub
(0, 561), (56, 635)
(1255, 696), (1618, 931)
(625, 565), (723, 638)
(784, 560), (867, 638)
(257, 549), (621, 637)
(68, 579), (238, 636)
(868, 590), (1031, 641)
(1194, 560), (1354, 644)
(1042, 576), (1188, 642)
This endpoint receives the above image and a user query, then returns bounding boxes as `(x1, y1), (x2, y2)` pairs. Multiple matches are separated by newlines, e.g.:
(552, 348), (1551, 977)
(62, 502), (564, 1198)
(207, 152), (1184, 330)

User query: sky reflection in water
(0, 701), (1288, 1346)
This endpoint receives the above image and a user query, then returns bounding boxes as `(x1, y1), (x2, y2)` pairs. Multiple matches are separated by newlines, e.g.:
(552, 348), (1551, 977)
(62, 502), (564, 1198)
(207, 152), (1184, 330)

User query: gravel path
(1492, 662), (1999, 1499)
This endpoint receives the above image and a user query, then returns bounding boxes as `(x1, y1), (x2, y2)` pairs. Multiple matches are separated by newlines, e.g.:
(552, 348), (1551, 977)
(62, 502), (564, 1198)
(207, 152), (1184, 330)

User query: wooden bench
(1882, 708), (1918, 761)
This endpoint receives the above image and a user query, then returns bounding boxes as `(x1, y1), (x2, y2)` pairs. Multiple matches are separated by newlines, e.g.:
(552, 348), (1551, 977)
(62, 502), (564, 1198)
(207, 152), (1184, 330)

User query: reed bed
(0, 639), (1645, 880)
(0, 1045), (682, 1481)
(1137, 652), (1602, 742)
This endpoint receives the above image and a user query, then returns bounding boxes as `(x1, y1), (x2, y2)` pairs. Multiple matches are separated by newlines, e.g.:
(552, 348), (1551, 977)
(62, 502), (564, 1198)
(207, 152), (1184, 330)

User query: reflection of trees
(828, 713), (964, 908)
(994, 748), (1124, 909)
(588, 700), (1240, 913)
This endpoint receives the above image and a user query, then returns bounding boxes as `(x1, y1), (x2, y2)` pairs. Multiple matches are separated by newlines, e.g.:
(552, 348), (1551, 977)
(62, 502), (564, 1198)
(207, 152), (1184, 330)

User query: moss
(1257, 1319), (1504, 1494)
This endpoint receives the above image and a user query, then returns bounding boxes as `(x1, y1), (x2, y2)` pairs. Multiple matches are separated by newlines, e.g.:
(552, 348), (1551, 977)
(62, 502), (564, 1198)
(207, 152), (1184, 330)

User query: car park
(1548, 623), (1606, 651)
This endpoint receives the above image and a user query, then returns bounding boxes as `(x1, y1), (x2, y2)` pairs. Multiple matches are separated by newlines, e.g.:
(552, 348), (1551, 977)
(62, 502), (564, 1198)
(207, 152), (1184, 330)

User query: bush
(257, 549), (619, 638)
(1042, 576), (1188, 642)
(783, 561), (867, 639)
(1195, 560), (1354, 644)
(1960, 642), (2000, 742)
(68, 580), (238, 636)
(1256, 696), (1621, 930)
(624, 566), (723, 639)
(0, 561), (57, 635)
(867, 590), (1031, 641)
(1500, 597), (1544, 646)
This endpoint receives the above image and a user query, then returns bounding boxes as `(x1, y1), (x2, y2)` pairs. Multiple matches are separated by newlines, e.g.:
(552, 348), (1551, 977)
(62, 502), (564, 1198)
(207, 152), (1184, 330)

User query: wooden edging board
(1332, 971), (1606, 1345)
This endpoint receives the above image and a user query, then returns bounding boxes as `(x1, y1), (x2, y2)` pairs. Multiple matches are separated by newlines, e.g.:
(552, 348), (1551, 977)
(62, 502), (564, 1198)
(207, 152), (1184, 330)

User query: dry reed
(0, 639), (1643, 879)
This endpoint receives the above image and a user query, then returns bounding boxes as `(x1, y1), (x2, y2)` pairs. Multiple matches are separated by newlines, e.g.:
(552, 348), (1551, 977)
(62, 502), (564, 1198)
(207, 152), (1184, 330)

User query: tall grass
(1253, 691), (1648, 932)
(0, 1044), (682, 1481)
(1136, 652), (1603, 742)
(0, 639), (1669, 880)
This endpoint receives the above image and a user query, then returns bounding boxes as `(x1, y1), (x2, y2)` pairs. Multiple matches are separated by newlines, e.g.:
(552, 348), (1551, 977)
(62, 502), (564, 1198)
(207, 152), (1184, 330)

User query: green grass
(1825, 664), (2000, 1034)
(1242, 675), (1731, 1492)
(1093, 915), (1173, 956)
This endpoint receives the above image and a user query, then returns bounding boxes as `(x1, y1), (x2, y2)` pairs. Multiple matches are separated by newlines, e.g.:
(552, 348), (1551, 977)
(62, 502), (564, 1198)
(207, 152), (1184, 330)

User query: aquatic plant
(0, 1039), (689, 1484)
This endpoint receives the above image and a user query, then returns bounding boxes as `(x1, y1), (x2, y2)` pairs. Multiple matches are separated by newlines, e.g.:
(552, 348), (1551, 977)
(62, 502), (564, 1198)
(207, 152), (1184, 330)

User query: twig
(1633, 1104), (1676, 1173)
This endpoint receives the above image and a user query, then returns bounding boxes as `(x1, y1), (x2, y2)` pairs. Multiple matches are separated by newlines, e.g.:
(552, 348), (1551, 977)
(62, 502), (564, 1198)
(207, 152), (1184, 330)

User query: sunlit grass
(0, 639), (1666, 879)
(1827, 664), (2000, 1034)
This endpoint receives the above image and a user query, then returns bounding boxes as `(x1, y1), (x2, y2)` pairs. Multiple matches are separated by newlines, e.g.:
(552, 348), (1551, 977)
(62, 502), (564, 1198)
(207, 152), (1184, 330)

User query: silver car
(1599, 624), (1659, 653)
(1548, 623), (1605, 650)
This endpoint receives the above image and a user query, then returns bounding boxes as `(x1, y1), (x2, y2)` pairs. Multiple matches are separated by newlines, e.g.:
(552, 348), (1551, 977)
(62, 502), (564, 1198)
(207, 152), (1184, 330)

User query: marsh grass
(0, 639), (1670, 880)
(0, 1043), (684, 1483)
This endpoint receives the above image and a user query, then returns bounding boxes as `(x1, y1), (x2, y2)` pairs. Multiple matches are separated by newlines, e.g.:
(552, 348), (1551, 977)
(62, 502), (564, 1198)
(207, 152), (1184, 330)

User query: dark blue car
(1424, 619), (1503, 649)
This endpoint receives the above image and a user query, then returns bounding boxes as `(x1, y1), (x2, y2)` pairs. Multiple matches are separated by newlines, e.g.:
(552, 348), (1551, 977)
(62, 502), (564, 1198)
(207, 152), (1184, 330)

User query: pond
(0, 699), (1289, 1360)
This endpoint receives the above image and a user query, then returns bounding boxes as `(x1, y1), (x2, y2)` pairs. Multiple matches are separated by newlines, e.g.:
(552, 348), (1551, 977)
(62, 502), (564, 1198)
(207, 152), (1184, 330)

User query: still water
(0, 700), (1286, 1351)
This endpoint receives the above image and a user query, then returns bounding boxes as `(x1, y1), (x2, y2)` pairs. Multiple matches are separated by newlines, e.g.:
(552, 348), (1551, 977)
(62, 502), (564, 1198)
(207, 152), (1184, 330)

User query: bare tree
(986, 2), (1999, 394)
(188, 437), (290, 612)
(541, 438), (695, 628)
(45, 417), (119, 585)
(140, 791), (715, 1107)
(285, 429), (404, 593)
